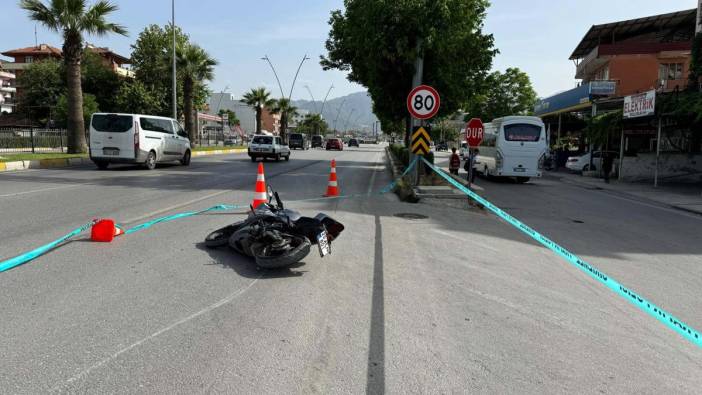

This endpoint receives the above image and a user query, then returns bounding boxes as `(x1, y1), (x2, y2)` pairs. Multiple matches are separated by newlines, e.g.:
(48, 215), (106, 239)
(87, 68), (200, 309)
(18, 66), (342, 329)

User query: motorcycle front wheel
(205, 222), (245, 248)
(251, 234), (311, 269)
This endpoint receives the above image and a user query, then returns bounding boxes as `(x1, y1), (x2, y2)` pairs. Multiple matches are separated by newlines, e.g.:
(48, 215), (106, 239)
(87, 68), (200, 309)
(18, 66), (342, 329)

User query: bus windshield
(504, 124), (542, 142)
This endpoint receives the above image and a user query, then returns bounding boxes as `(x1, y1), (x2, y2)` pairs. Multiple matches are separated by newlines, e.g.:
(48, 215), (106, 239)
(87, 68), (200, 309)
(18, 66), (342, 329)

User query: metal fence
(0, 127), (68, 153)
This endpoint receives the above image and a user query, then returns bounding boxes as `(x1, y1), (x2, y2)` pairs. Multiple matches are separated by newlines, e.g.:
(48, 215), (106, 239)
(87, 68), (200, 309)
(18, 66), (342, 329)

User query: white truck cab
(248, 135), (291, 162)
(89, 113), (191, 170)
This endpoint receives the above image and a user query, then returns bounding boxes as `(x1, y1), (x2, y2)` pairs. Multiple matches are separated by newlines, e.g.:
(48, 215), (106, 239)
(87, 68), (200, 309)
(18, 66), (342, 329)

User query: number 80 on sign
(407, 85), (441, 120)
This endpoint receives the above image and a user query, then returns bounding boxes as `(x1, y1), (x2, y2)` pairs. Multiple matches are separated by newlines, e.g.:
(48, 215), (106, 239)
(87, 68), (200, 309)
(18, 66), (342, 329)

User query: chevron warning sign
(411, 126), (432, 155)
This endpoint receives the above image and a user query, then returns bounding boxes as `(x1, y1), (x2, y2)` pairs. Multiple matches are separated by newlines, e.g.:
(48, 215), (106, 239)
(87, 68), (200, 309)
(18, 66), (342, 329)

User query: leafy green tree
(218, 109), (240, 128)
(688, 32), (702, 90)
(322, 0), (497, 142)
(270, 98), (298, 141)
(55, 93), (99, 128)
(297, 113), (329, 136)
(81, 51), (121, 112)
(465, 68), (537, 121)
(130, 24), (188, 117)
(242, 87), (275, 134)
(20, 0), (127, 153)
(16, 59), (64, 122)
(115, 80), (162, 115)
(176, 44), (217, 140)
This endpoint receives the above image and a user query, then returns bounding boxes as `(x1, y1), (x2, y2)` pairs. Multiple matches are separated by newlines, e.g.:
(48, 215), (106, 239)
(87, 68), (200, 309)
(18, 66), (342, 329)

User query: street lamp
(343, 109), (355, 132)
(333, 98), (346, 132)
(171, 0), (177, 120)
(304, 85), (319, 113)
(320, 84), (334, 118)
(288, 55), (310, 100)
(261, 55), (285, 98)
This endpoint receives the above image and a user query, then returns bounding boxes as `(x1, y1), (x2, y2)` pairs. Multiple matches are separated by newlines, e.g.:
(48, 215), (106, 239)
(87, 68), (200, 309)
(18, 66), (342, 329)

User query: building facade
(207, 93), (256, 135)
(0, 61), (16, 114)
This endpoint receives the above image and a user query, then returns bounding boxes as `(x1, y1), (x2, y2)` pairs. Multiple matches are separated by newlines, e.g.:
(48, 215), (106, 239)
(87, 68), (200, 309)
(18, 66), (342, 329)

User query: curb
(0, 148), (248, 173)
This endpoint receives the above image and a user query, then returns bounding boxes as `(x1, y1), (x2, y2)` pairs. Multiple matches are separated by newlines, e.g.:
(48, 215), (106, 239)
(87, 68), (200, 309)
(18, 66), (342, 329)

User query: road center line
(51, 277), (261, 392)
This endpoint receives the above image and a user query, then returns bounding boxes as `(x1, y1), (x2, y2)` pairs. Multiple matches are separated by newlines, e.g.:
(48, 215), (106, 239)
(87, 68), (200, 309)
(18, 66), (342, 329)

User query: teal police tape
(421, 157), (702, 349)
(0, 158), (419, 273)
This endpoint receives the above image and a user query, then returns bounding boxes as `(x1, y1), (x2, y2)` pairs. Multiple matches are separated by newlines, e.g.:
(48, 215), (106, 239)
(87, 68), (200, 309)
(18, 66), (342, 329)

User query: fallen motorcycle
(204, 185), (345, 268)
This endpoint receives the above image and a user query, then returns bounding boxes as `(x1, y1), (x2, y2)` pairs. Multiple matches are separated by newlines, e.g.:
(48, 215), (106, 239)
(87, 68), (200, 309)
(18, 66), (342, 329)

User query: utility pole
(320, 84), (334, 117)
(697, 0), (701, 34)
(172, 0), (177, 121)
(261, 55), (286, 99)
(333, 99), (346, 132)
(409, 38), (424, 185)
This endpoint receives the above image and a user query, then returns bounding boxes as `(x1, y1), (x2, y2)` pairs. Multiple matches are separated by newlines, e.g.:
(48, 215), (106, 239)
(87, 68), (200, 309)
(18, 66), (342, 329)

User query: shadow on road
(195, 242), (307, 279)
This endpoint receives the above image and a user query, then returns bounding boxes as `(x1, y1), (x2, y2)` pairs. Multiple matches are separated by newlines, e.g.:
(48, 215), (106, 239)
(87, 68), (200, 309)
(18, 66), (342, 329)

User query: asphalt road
(1, 146), (701, 394)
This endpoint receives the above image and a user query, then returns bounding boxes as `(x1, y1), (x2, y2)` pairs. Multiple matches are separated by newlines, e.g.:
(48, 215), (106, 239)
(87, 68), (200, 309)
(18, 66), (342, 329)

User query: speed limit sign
(407, 85), (440, 120)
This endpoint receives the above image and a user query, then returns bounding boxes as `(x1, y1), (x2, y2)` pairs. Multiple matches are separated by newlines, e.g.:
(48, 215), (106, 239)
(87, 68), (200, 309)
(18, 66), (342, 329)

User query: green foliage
(218, 109), (240, 127)
(270, 98), (298, 140)
(464, 68), (537, 121)
(586, 110), (622, 148)
(81, 51), (121, 111)
(115, 80), (162, 115)
(55, 93), (99, 128)
(429, 119), (459, 142)
(658, 91), (702, 153)
(129, 24), (212, 117)
(322, 0), (497, 125)
(390, 144), (410, 167)
(297, 113), (329, 135)
(16, 59), (65, 120)
(242, 87), (275, 133)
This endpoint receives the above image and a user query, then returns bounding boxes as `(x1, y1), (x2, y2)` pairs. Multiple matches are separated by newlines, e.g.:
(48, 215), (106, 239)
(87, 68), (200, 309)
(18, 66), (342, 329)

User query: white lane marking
(0, 184), (81, 198)
(367, 152), (381, 196)
(51, 277), (261, 392)
(431, 229), (501, 253)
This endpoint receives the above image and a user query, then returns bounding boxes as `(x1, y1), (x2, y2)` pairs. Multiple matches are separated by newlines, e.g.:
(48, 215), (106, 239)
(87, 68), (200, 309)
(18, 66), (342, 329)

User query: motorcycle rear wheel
(251, 234), (311, 269)
(205, 222), (244, 248)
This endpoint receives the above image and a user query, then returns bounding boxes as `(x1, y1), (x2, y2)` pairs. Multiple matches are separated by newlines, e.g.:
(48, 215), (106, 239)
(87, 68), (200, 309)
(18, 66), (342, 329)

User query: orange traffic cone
(91, 219), (124, 243)
(252, 162), (268, 209)
(324, 159), (339, 197)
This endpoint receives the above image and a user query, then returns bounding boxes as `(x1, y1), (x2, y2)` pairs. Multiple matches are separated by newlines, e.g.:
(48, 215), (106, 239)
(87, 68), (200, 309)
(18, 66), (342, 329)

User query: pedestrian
(602, 152), (614, 183)
(449, 147), (460, 175)
(464, 148), (479, 183)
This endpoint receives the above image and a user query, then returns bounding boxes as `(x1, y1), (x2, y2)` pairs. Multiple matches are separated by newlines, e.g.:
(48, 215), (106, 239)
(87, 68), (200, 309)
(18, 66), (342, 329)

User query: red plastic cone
(91, 219), (120, 243)
(324, 159), (339, 197)
(252, 162), (268, 208)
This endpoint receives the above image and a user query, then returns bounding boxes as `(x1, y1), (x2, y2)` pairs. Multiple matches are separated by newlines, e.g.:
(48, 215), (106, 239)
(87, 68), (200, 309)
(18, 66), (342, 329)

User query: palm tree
(176, 44), (217, 141)
(270, 98), (298, 142)
(242, 87), (274, 134)
(20, 0), (127, 154)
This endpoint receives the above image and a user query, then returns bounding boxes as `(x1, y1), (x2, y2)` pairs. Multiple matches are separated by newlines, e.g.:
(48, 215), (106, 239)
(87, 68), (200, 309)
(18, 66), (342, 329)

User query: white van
(473, 116), (546, 183)
(89, 113), (192, 170)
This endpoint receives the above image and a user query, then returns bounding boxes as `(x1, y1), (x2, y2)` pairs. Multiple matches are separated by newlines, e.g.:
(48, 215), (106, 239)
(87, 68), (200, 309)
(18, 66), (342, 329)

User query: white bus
(472, 116), (547, 183)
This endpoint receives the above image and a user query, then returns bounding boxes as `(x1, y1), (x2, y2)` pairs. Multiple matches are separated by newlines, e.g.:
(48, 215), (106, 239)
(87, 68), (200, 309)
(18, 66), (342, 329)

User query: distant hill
(293, 91), (378, 132)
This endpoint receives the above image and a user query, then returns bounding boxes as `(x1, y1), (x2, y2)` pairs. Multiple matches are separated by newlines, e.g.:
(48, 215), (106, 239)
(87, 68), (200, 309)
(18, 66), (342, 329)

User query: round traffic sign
(407, 85), (440, 120)
(466, 118), (484, 147)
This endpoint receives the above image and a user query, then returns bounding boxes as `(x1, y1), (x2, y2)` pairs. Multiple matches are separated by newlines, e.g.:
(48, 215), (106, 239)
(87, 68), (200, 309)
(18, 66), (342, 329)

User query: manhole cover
(394, 213), (429, 220)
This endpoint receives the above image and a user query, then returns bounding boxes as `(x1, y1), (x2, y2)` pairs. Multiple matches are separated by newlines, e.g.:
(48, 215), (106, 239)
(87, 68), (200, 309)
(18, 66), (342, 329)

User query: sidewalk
(0, 148), (247, 172)
(547, 170), (702, 215)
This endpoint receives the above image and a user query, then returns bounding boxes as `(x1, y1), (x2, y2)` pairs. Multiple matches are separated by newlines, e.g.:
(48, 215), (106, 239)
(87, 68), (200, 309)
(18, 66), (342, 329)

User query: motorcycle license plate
(317, 230), (330, 257)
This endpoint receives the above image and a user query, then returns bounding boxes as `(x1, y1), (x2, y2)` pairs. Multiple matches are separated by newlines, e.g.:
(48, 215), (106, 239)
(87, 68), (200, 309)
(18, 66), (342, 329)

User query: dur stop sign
(466, 118), (484, 147)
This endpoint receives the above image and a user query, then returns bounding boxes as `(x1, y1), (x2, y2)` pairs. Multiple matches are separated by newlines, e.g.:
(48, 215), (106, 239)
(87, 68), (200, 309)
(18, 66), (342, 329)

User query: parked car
(348, 138), (359, 147)
(89, 113), (191, 170)
(224, 138), (237, 146)
(311, 135), (324, 148)
(436, 142), (448, 151)
(248, 135), (291, 162)
(565, 151), (619, 172)
(326, 138), (344, 151)
(288, 133), (309, 150)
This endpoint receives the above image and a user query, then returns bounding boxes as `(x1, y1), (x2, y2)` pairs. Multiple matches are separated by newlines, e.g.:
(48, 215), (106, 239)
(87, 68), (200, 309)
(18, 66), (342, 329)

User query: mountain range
(293, 91), (379, 132)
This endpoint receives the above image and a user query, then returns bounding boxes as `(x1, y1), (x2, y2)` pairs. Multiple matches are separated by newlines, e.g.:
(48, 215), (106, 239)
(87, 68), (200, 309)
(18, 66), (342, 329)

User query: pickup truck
(248, 135), (291, 162)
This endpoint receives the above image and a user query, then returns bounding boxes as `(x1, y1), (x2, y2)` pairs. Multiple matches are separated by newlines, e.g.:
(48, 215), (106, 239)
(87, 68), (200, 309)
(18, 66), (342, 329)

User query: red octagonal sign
(466, 118), (484, 147)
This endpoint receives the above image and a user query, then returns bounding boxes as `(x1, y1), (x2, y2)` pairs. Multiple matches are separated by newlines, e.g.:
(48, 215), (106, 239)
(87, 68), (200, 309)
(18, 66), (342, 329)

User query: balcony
(655, 78), (688, 92)
(575, 41), (692, 79)
(0, 63), (29, 71)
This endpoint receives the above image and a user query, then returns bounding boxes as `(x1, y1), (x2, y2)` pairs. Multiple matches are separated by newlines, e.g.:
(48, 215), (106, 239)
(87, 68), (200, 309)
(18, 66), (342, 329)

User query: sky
(0, 0), (697, 100)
